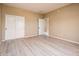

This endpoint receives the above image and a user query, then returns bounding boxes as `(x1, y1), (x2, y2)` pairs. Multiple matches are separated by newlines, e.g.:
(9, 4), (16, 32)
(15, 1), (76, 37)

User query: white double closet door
(5, 15), (25, 40)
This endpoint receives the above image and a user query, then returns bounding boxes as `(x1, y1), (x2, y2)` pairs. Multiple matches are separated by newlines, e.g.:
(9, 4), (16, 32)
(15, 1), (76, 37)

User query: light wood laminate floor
(0, 35), (79, 56)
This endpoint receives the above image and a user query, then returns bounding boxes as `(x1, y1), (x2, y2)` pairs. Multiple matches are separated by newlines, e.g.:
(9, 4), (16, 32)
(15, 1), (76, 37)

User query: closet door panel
(16, 16), (25, 38)
(5, 15), (16, 40)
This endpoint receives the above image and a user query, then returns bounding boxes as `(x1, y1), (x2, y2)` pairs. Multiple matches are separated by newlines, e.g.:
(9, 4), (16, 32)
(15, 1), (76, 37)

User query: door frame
(38, 18), (49, 36)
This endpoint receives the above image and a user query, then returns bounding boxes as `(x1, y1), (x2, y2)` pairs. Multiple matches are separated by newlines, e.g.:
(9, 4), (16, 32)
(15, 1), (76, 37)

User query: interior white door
(16, 16), (25, 38)
(5, 15), (25, 40)
(39, 19), (46, 35)
(5, 15), (16, 40)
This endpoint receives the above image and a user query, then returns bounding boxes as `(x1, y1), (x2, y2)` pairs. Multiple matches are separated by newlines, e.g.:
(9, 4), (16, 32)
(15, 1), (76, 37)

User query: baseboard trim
(2, 35), (38, 42)
(25, 35), (38, 38)
(51, 35), (79, 45)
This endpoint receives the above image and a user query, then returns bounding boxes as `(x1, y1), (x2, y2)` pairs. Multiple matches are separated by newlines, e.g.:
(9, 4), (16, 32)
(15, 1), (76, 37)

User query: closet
(5, 15), (25, 40)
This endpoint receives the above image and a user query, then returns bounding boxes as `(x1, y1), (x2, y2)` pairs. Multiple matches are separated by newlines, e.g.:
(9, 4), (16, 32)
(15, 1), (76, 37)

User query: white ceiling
(4, 3), (70, 14)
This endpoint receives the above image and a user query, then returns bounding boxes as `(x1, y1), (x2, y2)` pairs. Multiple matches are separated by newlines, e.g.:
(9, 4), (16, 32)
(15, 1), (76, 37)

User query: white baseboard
(51, 35), (79, 45)
(2, 35), (38, 42)
(25, 35), (38, 38)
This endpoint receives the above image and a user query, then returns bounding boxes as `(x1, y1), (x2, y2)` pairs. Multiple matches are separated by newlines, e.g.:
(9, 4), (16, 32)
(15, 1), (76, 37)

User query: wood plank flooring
(0, 35), (79, 56)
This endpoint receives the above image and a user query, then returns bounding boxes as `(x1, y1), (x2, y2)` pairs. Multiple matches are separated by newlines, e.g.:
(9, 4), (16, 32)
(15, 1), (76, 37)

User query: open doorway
(38, 18), (49, 36)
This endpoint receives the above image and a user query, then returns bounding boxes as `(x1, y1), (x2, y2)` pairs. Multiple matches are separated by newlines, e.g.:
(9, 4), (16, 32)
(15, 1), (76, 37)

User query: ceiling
(4, 3), (70, 14)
